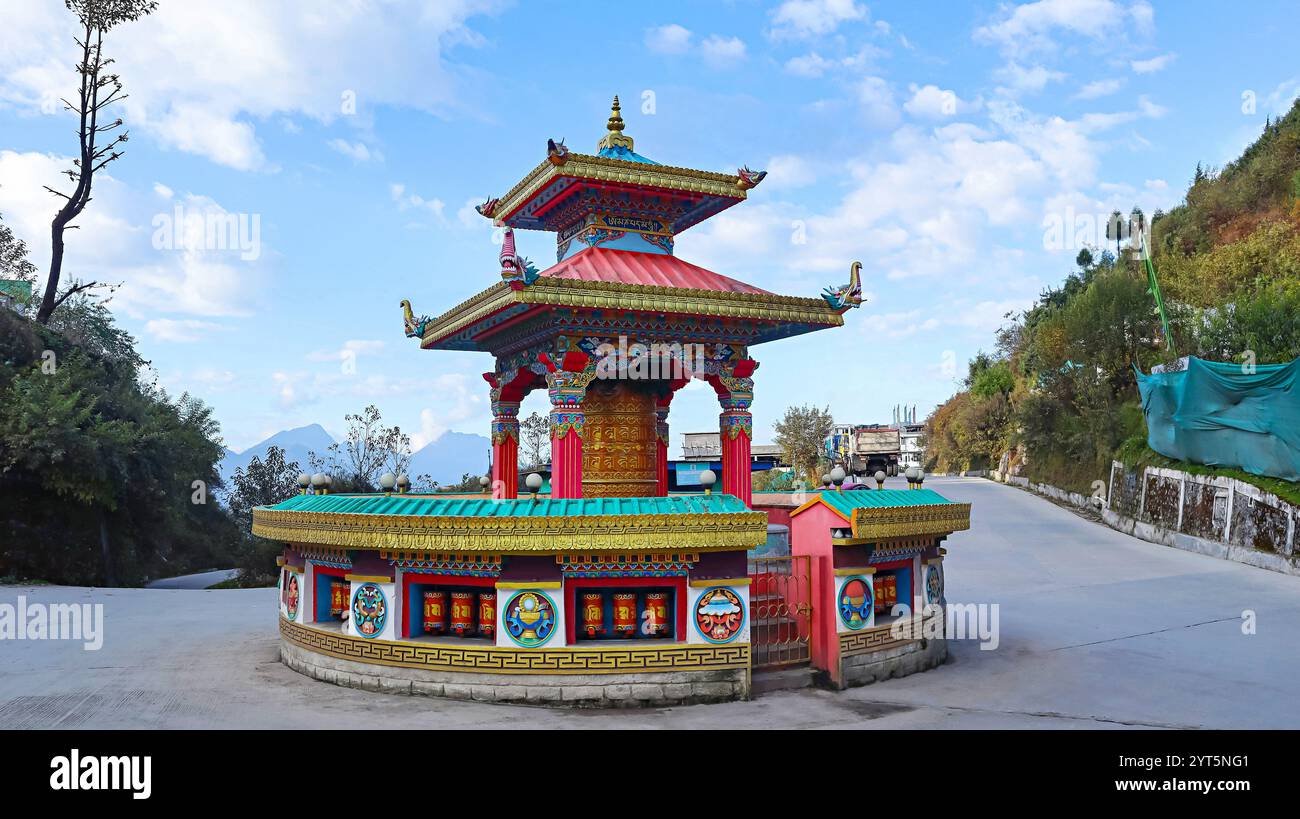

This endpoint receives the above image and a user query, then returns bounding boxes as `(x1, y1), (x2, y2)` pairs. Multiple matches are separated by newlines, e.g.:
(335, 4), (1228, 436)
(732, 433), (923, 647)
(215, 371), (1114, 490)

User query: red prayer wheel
(612, 592), (637, 638)
(581, 592), (605, 637)
(873, 574), (897, 615)
(450, 591), (475, 636)
(330, 579), (348, 619)
(478, 591), (496, 637)
(643, 592), (670, 637)
(422, 590), (447, 634)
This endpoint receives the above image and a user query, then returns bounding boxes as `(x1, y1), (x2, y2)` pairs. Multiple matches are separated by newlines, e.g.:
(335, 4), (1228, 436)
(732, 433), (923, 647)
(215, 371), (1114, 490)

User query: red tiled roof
(540, 247), (771, 295)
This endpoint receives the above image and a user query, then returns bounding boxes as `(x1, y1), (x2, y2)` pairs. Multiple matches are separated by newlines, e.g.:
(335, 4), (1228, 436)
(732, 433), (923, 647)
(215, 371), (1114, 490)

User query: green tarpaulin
(1135, 356), (1300, 481)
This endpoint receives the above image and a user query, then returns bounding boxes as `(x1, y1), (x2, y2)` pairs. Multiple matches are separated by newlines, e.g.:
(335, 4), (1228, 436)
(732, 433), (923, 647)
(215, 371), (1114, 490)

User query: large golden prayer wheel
(581, 380), (657, 498)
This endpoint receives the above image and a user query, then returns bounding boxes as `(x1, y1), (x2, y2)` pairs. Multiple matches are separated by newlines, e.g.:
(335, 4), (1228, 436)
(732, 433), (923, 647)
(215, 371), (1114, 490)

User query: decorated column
(490, 400), (521, 499)
(709, 358), (758, 508)
(542, 349), (596, 500)
(655, 401), (671, 496)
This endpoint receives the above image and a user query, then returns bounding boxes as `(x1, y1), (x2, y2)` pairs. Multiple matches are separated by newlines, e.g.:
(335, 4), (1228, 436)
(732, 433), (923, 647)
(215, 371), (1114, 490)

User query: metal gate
(748, 555), (812, 670)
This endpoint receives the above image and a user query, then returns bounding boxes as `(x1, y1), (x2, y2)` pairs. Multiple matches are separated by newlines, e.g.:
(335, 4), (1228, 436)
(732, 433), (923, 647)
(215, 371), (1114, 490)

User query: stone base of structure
(280, 639), (749, 706)
(836, 636), (947, 688)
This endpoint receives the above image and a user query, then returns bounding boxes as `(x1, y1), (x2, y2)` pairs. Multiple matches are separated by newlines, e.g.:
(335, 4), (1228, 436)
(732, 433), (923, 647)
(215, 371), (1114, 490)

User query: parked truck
(825, 424), (901, 477)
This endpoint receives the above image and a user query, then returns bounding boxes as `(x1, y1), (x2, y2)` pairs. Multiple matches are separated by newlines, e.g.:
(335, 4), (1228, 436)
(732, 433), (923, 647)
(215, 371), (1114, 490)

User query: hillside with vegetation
(925, 98), (1300, 499)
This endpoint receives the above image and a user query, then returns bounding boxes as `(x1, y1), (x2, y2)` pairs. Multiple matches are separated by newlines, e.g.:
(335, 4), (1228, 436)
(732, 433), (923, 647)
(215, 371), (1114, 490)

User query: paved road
(145, 569), (238, 590)
(2, 477), (1297, 729)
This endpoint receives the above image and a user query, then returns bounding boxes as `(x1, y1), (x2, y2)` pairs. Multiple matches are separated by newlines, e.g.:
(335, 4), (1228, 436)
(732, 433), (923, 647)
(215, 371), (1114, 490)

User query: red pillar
(655, 403), (670, 496)
(490, 401), (520, 499)
(550, 408), (584, 499)
(720, 405), (753, 507)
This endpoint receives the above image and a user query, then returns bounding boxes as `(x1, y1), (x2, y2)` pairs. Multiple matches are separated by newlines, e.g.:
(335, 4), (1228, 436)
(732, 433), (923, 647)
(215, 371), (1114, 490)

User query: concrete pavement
(2, 476), (1297, 729)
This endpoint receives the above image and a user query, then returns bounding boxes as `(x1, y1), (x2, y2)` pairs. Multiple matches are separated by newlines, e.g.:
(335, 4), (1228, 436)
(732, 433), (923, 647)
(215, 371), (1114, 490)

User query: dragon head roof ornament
(498, 227), (540, 286)
(822, 261), (864, 312)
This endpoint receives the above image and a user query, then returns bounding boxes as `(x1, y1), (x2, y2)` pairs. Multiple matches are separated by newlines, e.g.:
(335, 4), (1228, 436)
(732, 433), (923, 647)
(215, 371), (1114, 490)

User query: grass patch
(206, 578), (242, 589)
(1117, 439), (1300, 507)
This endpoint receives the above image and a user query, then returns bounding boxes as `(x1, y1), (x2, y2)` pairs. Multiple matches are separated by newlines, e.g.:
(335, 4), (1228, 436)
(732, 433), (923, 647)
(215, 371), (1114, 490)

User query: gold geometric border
(254, 507), (768, 553)
(838, 613), (939, 658)
(281, 618), (749, 675)
(850, 503), (972, 541)
(839, 622), (915, 657)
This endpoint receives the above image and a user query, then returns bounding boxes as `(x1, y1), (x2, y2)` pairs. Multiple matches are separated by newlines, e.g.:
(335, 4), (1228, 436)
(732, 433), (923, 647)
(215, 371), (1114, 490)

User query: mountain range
(218, 424), (491, 487)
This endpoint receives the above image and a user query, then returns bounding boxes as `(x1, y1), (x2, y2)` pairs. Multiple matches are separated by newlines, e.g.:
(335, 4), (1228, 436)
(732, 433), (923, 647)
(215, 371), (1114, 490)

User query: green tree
(227, 446), (302, 586)
(520, 412), (550, 468)
(773, 405), (833, 484)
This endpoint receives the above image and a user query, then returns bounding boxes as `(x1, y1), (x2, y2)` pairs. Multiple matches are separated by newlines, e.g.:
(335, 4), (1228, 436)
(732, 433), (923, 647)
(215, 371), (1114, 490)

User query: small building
(898, 423), (925, 469)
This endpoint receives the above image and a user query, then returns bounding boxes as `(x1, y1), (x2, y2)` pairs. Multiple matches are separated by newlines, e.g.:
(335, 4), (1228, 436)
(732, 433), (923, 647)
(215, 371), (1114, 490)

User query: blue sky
(2, 0), (1298, 453)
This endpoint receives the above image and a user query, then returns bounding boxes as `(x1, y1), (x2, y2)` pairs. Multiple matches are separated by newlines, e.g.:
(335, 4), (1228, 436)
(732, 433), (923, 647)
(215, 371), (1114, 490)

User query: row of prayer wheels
(581, 591), (671, 639)
(423, 590), (496, 638)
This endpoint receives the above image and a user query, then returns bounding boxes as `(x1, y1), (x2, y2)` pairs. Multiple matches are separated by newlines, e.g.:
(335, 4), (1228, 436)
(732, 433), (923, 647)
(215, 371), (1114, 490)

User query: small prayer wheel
(873, 574), (897, 615)
(422, 590), (447, 634)
(450, 591), (475, 636)
(643, 592), (670, 637)
(478, 591), (496, 637)
(612, 592), (637, 638)
(330, 580), (349, 620)
(582, 592), (605, 637)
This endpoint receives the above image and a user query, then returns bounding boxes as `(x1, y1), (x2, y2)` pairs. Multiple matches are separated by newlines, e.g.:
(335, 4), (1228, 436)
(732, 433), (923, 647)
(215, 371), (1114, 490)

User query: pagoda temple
(403, 96), (860, 507)
(254, 98), (968, 707)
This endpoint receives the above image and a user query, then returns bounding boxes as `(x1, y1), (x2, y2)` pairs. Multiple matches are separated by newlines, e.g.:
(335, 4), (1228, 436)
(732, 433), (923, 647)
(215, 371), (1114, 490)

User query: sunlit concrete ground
(3, 476), (1297, 729)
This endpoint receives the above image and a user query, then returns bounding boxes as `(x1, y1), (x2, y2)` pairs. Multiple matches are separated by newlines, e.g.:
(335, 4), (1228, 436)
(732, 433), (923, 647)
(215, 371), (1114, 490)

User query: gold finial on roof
(596, 95), (634, 152)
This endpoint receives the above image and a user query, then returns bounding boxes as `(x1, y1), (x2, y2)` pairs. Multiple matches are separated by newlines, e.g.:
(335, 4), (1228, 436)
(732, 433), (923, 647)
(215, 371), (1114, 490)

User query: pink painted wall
(790, 502), (845, 680)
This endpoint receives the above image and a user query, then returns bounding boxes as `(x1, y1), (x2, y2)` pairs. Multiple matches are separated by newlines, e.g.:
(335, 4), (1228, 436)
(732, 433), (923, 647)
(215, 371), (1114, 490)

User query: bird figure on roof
(400, 299), (432, 338)
(737, 165), (768, 190)
(822, 261), (864, 311)
(547, 138), (569, 166)
(475, 196), (500, 218)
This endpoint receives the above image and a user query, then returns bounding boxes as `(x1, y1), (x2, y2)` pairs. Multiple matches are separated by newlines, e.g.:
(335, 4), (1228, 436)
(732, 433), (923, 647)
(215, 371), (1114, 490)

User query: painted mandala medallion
(693, 587), (745, 644)
(838, 576), (873, 630)
(503, 590), (556, 647)
(926, 563), (945, 606)
(351, 582), (388, 638)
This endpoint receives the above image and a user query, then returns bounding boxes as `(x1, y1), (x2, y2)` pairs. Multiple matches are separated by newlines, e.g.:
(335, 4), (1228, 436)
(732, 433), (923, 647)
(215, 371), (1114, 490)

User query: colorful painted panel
(925, 563), (945, 606)
(838, 576), (873, 631)
(503, 590), (557, 647)
(352, 582), (388, 639)
(693, 587), (746, 644)
(286, 573), (300, 622)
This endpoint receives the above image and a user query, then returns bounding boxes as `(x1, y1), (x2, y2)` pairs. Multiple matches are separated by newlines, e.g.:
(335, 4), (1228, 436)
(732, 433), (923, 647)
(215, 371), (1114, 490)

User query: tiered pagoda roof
(404, 96), (862, 354)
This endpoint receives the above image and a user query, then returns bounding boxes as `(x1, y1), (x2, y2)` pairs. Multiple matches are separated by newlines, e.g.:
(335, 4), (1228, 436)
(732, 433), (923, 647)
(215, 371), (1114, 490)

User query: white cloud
(1074, 78), (1125, 100)
(700, 35), (747, 68)
(783, 45), (885, 78)
(771, 0), (869, 39)
(645, 23), (692, 54)
(0, 151), (267, 322)
(1265, 77), (1300, 114)
(1130, 52), (1175, 73)
(144, 318), (225, 342)
(0, 1), (505, 171)
(904, 85), (976, 119)
(764, 155), (819, 189)
(994, 62), (1067, 94)
(857, 77), (899, 128)
(975, 0), (1138, 57)
(327, 139), (381, 163)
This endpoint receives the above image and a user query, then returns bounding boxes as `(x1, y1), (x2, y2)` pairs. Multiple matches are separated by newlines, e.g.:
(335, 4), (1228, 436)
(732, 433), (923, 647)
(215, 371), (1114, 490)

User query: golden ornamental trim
(281, 617), (750, 675)
(849, 503), (972, 541)
(495, 153), (746, 224)
(253, 507), (768, 553)
(420, 276), (843, 348)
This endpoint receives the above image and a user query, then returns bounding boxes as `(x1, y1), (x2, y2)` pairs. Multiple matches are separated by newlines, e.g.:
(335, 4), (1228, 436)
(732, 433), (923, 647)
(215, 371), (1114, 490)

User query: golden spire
(596, 95), (634, 152)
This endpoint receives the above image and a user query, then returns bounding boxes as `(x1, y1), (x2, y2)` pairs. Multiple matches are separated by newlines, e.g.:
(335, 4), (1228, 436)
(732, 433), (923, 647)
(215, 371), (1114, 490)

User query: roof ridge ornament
(596, 95), (634, 152)
(822, 261), (864, 311)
